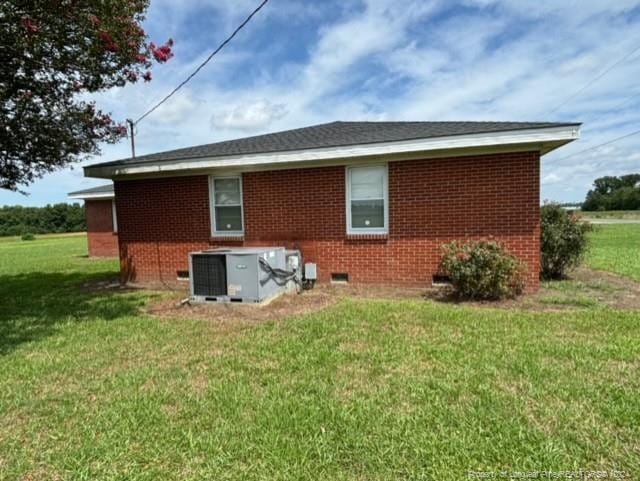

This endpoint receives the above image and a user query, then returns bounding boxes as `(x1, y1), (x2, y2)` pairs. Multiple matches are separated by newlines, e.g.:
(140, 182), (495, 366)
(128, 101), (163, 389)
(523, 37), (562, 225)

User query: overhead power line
(546, 41), (640, 117)
(134, 0), (270, 125)
(554, 127), (640, 163)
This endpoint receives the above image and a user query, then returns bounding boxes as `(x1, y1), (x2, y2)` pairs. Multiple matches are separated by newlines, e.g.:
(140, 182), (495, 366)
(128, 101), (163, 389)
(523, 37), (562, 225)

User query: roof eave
(68, 192), (115, 200)
(85, 124), (581, 180)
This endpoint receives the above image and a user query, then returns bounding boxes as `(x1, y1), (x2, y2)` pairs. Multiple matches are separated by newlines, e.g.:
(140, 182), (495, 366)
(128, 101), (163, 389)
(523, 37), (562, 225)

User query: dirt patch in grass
(142, 267), (640, 323)
(145, 286), (332, 323)
(534, 267), (640, 311)
(144, 283), (427, 323)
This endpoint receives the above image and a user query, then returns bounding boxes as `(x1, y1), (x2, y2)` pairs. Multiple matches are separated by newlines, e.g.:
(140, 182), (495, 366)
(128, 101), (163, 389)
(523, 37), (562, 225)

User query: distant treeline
(582, 174), (640, 211)
(0, 203), (85, 236)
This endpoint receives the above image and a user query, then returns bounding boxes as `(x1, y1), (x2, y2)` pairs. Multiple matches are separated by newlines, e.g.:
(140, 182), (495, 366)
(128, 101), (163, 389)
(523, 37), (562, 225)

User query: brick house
(68, 184), (119, 257)
(83, 121), (580, 292)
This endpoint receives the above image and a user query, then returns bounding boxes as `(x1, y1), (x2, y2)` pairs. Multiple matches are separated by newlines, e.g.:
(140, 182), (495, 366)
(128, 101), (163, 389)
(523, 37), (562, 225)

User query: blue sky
(3, 0), (640, 206)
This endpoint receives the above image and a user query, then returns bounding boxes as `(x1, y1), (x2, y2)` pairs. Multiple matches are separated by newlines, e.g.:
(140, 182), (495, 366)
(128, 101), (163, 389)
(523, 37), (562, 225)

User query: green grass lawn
(0, 233), (639, 480)
(586, 224), (640, 281)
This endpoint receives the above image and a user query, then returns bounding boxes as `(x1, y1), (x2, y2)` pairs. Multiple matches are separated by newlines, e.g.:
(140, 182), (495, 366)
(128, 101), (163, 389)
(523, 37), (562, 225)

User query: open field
(0, 231), (639, 480)
(580, 210), (640, 220)
(0, 231), (87, 243)
(580, 210), (640, 223)
(586, 224), (640, 281)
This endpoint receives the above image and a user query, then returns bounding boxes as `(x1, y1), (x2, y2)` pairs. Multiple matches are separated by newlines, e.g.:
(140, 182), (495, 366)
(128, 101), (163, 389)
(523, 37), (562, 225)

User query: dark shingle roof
(89, 121), (579, 168)
(68, 183), (114, 197)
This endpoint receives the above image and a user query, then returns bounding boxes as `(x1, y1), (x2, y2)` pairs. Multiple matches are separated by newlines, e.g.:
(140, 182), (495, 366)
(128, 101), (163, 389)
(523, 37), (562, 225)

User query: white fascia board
(68, 192), (114, 200)
(85, 125), (580, 179)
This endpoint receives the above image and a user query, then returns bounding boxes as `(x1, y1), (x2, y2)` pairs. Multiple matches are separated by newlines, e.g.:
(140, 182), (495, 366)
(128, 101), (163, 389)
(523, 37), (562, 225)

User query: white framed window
(111, 199), (118, 233)
(209, 175), (244, 236)
(346, 164), (388, 234)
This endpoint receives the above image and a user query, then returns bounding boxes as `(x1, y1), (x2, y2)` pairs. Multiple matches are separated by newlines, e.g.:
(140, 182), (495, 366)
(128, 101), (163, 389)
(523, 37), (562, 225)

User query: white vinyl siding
(210, 175), (244, 236)
(346, 165), (388, 234)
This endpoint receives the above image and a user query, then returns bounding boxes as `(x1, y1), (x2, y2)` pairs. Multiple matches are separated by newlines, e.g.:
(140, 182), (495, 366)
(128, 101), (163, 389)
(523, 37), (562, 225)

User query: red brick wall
(86, 199), (119, 257)
(114, 151), (540, 291)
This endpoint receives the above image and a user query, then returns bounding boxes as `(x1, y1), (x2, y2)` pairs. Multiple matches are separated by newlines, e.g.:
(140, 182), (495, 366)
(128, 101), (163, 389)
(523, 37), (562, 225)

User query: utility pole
(127, 119), (136, 158)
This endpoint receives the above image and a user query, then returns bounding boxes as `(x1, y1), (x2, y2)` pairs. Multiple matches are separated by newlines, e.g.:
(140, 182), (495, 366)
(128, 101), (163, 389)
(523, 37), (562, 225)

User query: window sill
(210, 235), (245, 243)
(345, 233), (389, 241)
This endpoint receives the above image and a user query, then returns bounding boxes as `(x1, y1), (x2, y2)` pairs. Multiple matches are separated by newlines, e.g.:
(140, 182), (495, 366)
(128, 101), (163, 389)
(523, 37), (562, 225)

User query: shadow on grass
(0, 271), (143, 355)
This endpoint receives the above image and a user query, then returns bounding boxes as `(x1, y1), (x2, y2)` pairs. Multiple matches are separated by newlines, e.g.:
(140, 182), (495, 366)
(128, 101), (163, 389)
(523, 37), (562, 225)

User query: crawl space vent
(176, 270), (189, 280)
(331, 273), (349, 284)
(432, 274), (451, 286)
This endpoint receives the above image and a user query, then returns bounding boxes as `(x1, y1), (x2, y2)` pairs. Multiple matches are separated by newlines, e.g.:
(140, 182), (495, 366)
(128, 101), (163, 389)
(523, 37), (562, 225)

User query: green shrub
(541, 204), (591, 280)
(441, 240), (525, 300)
(21, 233), (35, 241)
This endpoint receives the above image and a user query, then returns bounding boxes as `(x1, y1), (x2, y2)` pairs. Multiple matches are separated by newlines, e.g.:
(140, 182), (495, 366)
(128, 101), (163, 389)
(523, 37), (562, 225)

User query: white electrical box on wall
(304, 263), (317, 280)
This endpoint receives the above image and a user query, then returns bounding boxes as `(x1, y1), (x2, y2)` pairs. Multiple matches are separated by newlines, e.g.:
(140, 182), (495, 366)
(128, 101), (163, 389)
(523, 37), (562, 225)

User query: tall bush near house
(441, 240), (525, 300)
(540, 204), (591, 279)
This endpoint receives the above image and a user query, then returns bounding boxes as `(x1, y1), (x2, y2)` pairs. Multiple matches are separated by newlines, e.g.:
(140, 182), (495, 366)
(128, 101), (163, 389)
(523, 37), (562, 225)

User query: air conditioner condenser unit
(189, 247), (292, 303)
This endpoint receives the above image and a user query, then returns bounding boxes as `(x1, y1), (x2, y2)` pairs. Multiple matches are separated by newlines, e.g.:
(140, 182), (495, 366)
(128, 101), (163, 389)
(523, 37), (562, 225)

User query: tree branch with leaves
(0, 0), (173, 191)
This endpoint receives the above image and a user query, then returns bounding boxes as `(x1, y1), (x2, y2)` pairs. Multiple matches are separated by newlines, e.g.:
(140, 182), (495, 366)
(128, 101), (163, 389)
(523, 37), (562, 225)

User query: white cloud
(210, 99), (288, 131)
(152, 92), (198, 125)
